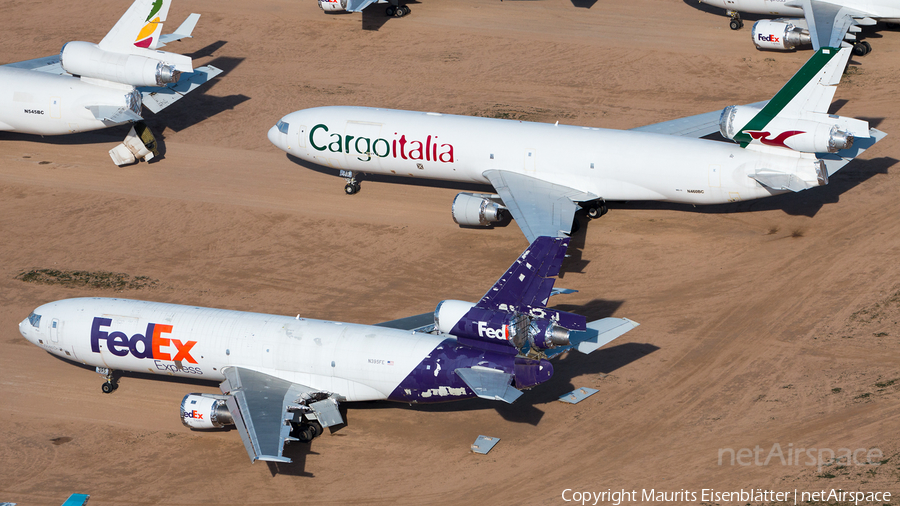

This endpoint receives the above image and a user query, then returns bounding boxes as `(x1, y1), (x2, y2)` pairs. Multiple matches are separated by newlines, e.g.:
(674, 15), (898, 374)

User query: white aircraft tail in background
(0, 0), (222, 165)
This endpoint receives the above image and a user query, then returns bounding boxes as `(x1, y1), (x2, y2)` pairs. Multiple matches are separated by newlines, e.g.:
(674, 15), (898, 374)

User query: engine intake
(451, 193), (505, 227)
(61, 41), (181, 87)
(181, 394), (234, 429)
(752, 19), (811, 51)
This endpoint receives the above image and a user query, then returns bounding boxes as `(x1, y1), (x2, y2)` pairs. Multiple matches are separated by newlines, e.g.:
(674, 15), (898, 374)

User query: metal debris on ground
(471, 435), (500, 454)
(558, 387), (599, 404)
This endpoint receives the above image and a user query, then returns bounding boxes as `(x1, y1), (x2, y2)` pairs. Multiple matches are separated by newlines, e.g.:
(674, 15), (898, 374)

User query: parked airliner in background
(20, 237), (638, 463)
(699, 0), (900, 55)
(0, 0), (221, 165)
(318, 0), (411, 18)
(269, 47), (884, 243)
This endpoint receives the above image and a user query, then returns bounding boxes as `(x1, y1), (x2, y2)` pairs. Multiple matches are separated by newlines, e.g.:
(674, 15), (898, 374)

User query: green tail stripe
(734, 47), (840, 147)
(146, 0), (163, 22)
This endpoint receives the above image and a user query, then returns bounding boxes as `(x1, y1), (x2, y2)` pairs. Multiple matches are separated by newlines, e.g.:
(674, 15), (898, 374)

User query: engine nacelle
(752, 19), (811, 51)
(181, 394), (234, 429)
(434, 300), (476, 334)
(318, 0), (348, 11)
(451, 193), (505, 227)
(719, 105), (857, 153)
(527, 318), (571, 350)
(434, 300), (530, 348)
(61, 41), (181, 87)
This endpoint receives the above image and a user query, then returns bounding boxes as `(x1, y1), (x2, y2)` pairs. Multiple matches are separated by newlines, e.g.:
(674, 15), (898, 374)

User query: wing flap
(483, 169), (595, 243)
(139, 65), (222, 114)
(221, 367), (315, 463)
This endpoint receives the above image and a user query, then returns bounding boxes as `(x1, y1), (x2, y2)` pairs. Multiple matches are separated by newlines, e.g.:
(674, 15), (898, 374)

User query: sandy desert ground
(1, 0), (899, 504)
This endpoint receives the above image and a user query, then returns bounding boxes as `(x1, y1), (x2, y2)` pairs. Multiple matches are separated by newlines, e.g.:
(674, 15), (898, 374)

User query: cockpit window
(28, 312), (41, 328)
(276, 120), (289, 135)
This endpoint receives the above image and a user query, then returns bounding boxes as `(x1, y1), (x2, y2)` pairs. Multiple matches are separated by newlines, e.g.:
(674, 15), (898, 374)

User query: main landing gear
(97, 367), (118, 394)
(727, 10), (743, 30)
(584, 201), (609, 220)
(852, 40), (872, 56)
(341, 170), (361, 195)
(292, 420), (324, 443)
(385, 4), (410, 17)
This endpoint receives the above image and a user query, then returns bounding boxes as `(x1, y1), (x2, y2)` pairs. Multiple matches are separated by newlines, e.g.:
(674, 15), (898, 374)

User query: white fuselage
(700, 0), (900, 21)
(0, 66), (138, 135)
(19, 298), (445, 402)
(269, 106), (820, 205)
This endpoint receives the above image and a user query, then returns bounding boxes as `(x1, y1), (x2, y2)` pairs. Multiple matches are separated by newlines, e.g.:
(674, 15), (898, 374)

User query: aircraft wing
(346, 0), (379, 12)
(374, 312), (435, 331)
(630, 101), (769, 138)
(138, 65), (222, 114)
(483, 170), (596, 243)
(220, 366), (344, 463)
(790, 0), (872, 50)
(2, 55), (66, 75)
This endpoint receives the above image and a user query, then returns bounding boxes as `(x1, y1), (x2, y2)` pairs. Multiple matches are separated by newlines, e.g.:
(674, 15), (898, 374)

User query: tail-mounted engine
(451, 193), (506, 227)
(752, 19), (811, 51)
(318, 0), (348, 11)
(719, 105), (866, 153)
(181, 393), (234, 429)
(60, 41), (182, 87)
(434, 299), (584, 353)
(109, 122), (160, 166)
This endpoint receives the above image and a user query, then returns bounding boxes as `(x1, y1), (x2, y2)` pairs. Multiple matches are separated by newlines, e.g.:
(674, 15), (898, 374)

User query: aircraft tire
(386, 6), (395, 16)
(345, 183), (360, 195)
(862, 41), (872, 55)
(852, 42), (867, 56)
(730, 19), (742, 30)
(101, 382), (114, 394)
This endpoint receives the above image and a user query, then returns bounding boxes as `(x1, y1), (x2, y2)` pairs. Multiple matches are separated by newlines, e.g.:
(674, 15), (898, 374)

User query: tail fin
(99, 0), (173, 53)
(720, 46), (871, 154)
(733, 46), (850, 146)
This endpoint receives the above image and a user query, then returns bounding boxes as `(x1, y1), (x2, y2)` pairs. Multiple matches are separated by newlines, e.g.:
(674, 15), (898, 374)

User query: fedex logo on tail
(90, 317), (197, 363)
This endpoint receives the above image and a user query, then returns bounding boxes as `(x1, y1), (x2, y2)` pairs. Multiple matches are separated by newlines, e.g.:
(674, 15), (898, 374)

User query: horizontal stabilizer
(455, 366), (523, 404)
(546, 317), (639, 357)
(158, 13), (200, 47)
(819, 127), (887, 176)
(88, 105), (142, 124)
(139, 64), (222, 114)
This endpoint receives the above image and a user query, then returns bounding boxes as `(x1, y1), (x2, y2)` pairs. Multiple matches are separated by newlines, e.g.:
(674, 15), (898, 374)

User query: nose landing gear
(341, 170), (361, 194)
(96, 367), (118, 394)
(727, 10), (743, 30)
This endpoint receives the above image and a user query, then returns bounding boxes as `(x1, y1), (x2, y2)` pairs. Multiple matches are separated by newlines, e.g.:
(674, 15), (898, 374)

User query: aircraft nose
(268, 123), (287, 152)
(19, 317), (34, 343)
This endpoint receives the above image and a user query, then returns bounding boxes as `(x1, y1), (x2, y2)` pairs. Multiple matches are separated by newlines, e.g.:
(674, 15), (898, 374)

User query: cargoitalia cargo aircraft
(268, 46), (885, 243)
(699, 0), (900, 55)
(0, 0), (222, 166)
(19, 237), (638, 463)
